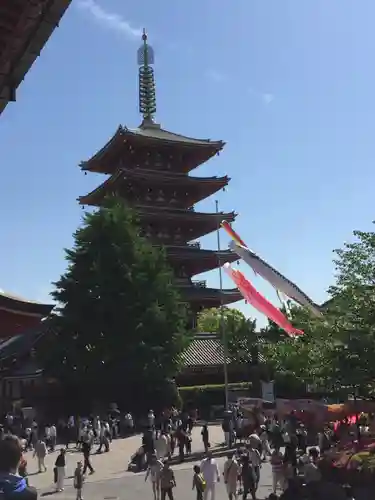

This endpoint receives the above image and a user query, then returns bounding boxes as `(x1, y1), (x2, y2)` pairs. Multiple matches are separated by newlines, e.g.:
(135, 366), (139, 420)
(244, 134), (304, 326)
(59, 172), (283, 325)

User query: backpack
(196, 473), (206, 491)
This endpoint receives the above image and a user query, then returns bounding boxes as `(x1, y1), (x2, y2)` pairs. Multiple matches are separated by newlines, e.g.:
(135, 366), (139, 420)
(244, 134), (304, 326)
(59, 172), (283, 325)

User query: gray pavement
(26, 425), (275, 499)
(35, 457), (274, 500)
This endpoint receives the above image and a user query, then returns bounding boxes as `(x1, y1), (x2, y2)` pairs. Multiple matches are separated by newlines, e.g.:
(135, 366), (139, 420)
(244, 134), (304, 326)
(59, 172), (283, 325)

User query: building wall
(0, 309), (42, 338)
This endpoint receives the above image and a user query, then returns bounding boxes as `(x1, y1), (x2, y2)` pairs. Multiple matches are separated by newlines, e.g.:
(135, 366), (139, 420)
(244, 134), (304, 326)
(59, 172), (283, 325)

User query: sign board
(261, 381), (275, 403)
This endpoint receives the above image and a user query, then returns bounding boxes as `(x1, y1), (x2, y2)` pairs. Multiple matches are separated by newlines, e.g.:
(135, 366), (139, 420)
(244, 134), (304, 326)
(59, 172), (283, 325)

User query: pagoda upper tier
(181, 285), (242, 308)
(139, 205), (236, 242)
(78, 168), (230, 209)
(79, 123), (224, 175)
(166, 246), (238, 276)
(77, 30), (242, 316)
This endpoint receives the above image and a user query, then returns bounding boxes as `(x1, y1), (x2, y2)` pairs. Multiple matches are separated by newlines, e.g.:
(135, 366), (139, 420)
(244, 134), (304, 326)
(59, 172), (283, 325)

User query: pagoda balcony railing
(188, 241), (201, 249)
(192, 280), (207, 288)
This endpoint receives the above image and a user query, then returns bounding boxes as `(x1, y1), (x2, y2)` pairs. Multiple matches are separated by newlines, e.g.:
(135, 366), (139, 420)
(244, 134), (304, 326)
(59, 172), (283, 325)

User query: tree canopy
(197, 306), (258, 364)
(39, 199), (189, 411)
(327, 226), (375, 396)
(259, 223), (375, 397)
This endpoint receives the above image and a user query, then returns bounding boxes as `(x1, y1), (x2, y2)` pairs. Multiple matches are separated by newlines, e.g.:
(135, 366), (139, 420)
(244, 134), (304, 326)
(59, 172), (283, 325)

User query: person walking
(240, 455), (256, 500)
(201, 425), (210, 454)
(159, 461), (176, 500)
(270, 449), (285, 495)
(74, 461), (84, 500)
(33, 439), (47, 473)
(223, 453), (240, 500)
(200, 452), (220, 500)
(145, 454), (163, 500)
(192, 465), (206, 500)
(82, 440), (95, 475)
(49, 424), (57, 452)
(54, 449), (66, 492)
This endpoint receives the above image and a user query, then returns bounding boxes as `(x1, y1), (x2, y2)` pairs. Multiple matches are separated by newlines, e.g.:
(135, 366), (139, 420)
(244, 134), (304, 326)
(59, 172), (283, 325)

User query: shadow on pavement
(128, 445), (232, 473)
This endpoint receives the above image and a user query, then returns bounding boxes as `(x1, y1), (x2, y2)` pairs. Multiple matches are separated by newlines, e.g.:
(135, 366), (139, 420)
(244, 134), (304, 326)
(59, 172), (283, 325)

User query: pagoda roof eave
(0, 0), (72, 116)
(78, 168), (230, 206)
(79, 124), (224, 171)
(137, 205), (237, 221)
(165, 246), (236, 259)
(0, 292), (54, 317)
(166, 247), (238, 275)
(0, 327), (46, 364)
(181, 287), (243, 305)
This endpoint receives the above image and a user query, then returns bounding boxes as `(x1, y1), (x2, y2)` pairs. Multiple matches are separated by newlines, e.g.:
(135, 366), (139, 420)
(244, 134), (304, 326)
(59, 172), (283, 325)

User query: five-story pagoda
(78, 31), (242, 320)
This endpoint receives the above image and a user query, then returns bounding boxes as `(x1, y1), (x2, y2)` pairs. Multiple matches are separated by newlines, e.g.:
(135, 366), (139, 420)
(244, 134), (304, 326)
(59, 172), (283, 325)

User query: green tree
(260, 225), (375, 396)
(327, 225), (375, 396)
(39, 199), (189, 411)
(197, 307), (248, 333)
(259, 304), (337, 390)
(197, 307), (258, 364)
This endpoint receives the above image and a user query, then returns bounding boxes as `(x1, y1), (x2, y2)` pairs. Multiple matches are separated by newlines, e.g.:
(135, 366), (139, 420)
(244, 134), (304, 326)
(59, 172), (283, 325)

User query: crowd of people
(139, 408), (364, 500)
(0, 406), (367, 500)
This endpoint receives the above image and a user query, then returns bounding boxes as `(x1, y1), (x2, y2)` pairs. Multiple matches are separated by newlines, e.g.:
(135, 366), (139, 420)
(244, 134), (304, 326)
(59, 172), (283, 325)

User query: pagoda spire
(137, 29), (157, 125)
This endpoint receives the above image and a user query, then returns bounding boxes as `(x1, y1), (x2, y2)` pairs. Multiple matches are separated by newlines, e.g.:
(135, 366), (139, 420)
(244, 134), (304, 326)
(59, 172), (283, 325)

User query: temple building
(0, 291), (53, 339)
(0, 293), (54, 410)
(0, 0), (72, 115)
(78, 31), (242, 319)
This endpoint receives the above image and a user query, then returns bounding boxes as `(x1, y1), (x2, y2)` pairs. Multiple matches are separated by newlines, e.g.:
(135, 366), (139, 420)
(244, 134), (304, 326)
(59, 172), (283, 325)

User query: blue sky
(1, 0), (375, 325)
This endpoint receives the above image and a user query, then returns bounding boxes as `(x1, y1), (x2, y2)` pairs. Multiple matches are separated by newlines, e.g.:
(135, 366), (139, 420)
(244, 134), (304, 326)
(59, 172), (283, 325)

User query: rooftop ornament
(137, 29), (157, 126)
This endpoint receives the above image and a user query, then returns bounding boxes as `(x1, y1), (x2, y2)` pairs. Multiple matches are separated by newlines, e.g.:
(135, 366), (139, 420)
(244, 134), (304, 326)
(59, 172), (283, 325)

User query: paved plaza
(25, 426), (274, 500)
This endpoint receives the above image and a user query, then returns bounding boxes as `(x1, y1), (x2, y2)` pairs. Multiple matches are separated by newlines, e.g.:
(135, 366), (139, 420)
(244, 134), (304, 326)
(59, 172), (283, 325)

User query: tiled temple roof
(180, 333), (265, 370)
(0, 327), (44, 363)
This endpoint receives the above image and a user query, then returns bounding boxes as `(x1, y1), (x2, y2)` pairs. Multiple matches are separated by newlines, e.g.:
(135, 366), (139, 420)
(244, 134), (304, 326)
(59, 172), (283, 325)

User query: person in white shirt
(223, 453), (240, 500)
(155, 432), (169, 460)
(247, 444), (261, 489)
(200, 452), (220, 500)
(248, 432), (261, 454)
(145, 454), (163, 500)
(258, 426), (271, 460)
(148, 410), (155, 429)
(50, 424), (57, 451)
(44, 426), (51, 448)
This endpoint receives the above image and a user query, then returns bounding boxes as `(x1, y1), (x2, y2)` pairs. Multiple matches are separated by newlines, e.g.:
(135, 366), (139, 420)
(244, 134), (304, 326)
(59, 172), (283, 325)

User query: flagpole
(216, 199), (229, 410)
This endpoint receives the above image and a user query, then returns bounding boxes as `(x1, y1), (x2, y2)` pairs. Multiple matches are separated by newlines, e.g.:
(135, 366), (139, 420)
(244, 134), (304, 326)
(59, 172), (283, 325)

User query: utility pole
(215, 199), (229, 410)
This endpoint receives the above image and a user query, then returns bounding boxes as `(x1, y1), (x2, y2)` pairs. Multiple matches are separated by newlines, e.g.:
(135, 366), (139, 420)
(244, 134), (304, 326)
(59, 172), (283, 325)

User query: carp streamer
(223, 263), (304, 337)
(221, 221), (322, 317)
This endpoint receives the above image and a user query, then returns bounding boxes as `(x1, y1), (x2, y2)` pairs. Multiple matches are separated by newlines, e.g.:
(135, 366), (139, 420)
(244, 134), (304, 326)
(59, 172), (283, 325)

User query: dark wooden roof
(166, 246), (238, 275)
(0, 326), (45, 365)
(136, 206), (237, 240)
(79, 124), (224, 174)
(78, 168), (230, 207)
(166, 245), (236, 261)
(2, 360), (43, 381)
(0, 291), (54, 317)
(0, 0), (72, 115)
(180, 286), (243, 306)
(180, 333), (265, 370)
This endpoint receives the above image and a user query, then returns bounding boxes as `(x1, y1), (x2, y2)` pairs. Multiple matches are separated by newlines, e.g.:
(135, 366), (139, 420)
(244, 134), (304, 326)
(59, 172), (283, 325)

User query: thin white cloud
(77, 0), (142, 39)
(262, 93), (275, 105)
(249, 87), (275, 106)
(206, 69), (227, 83)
